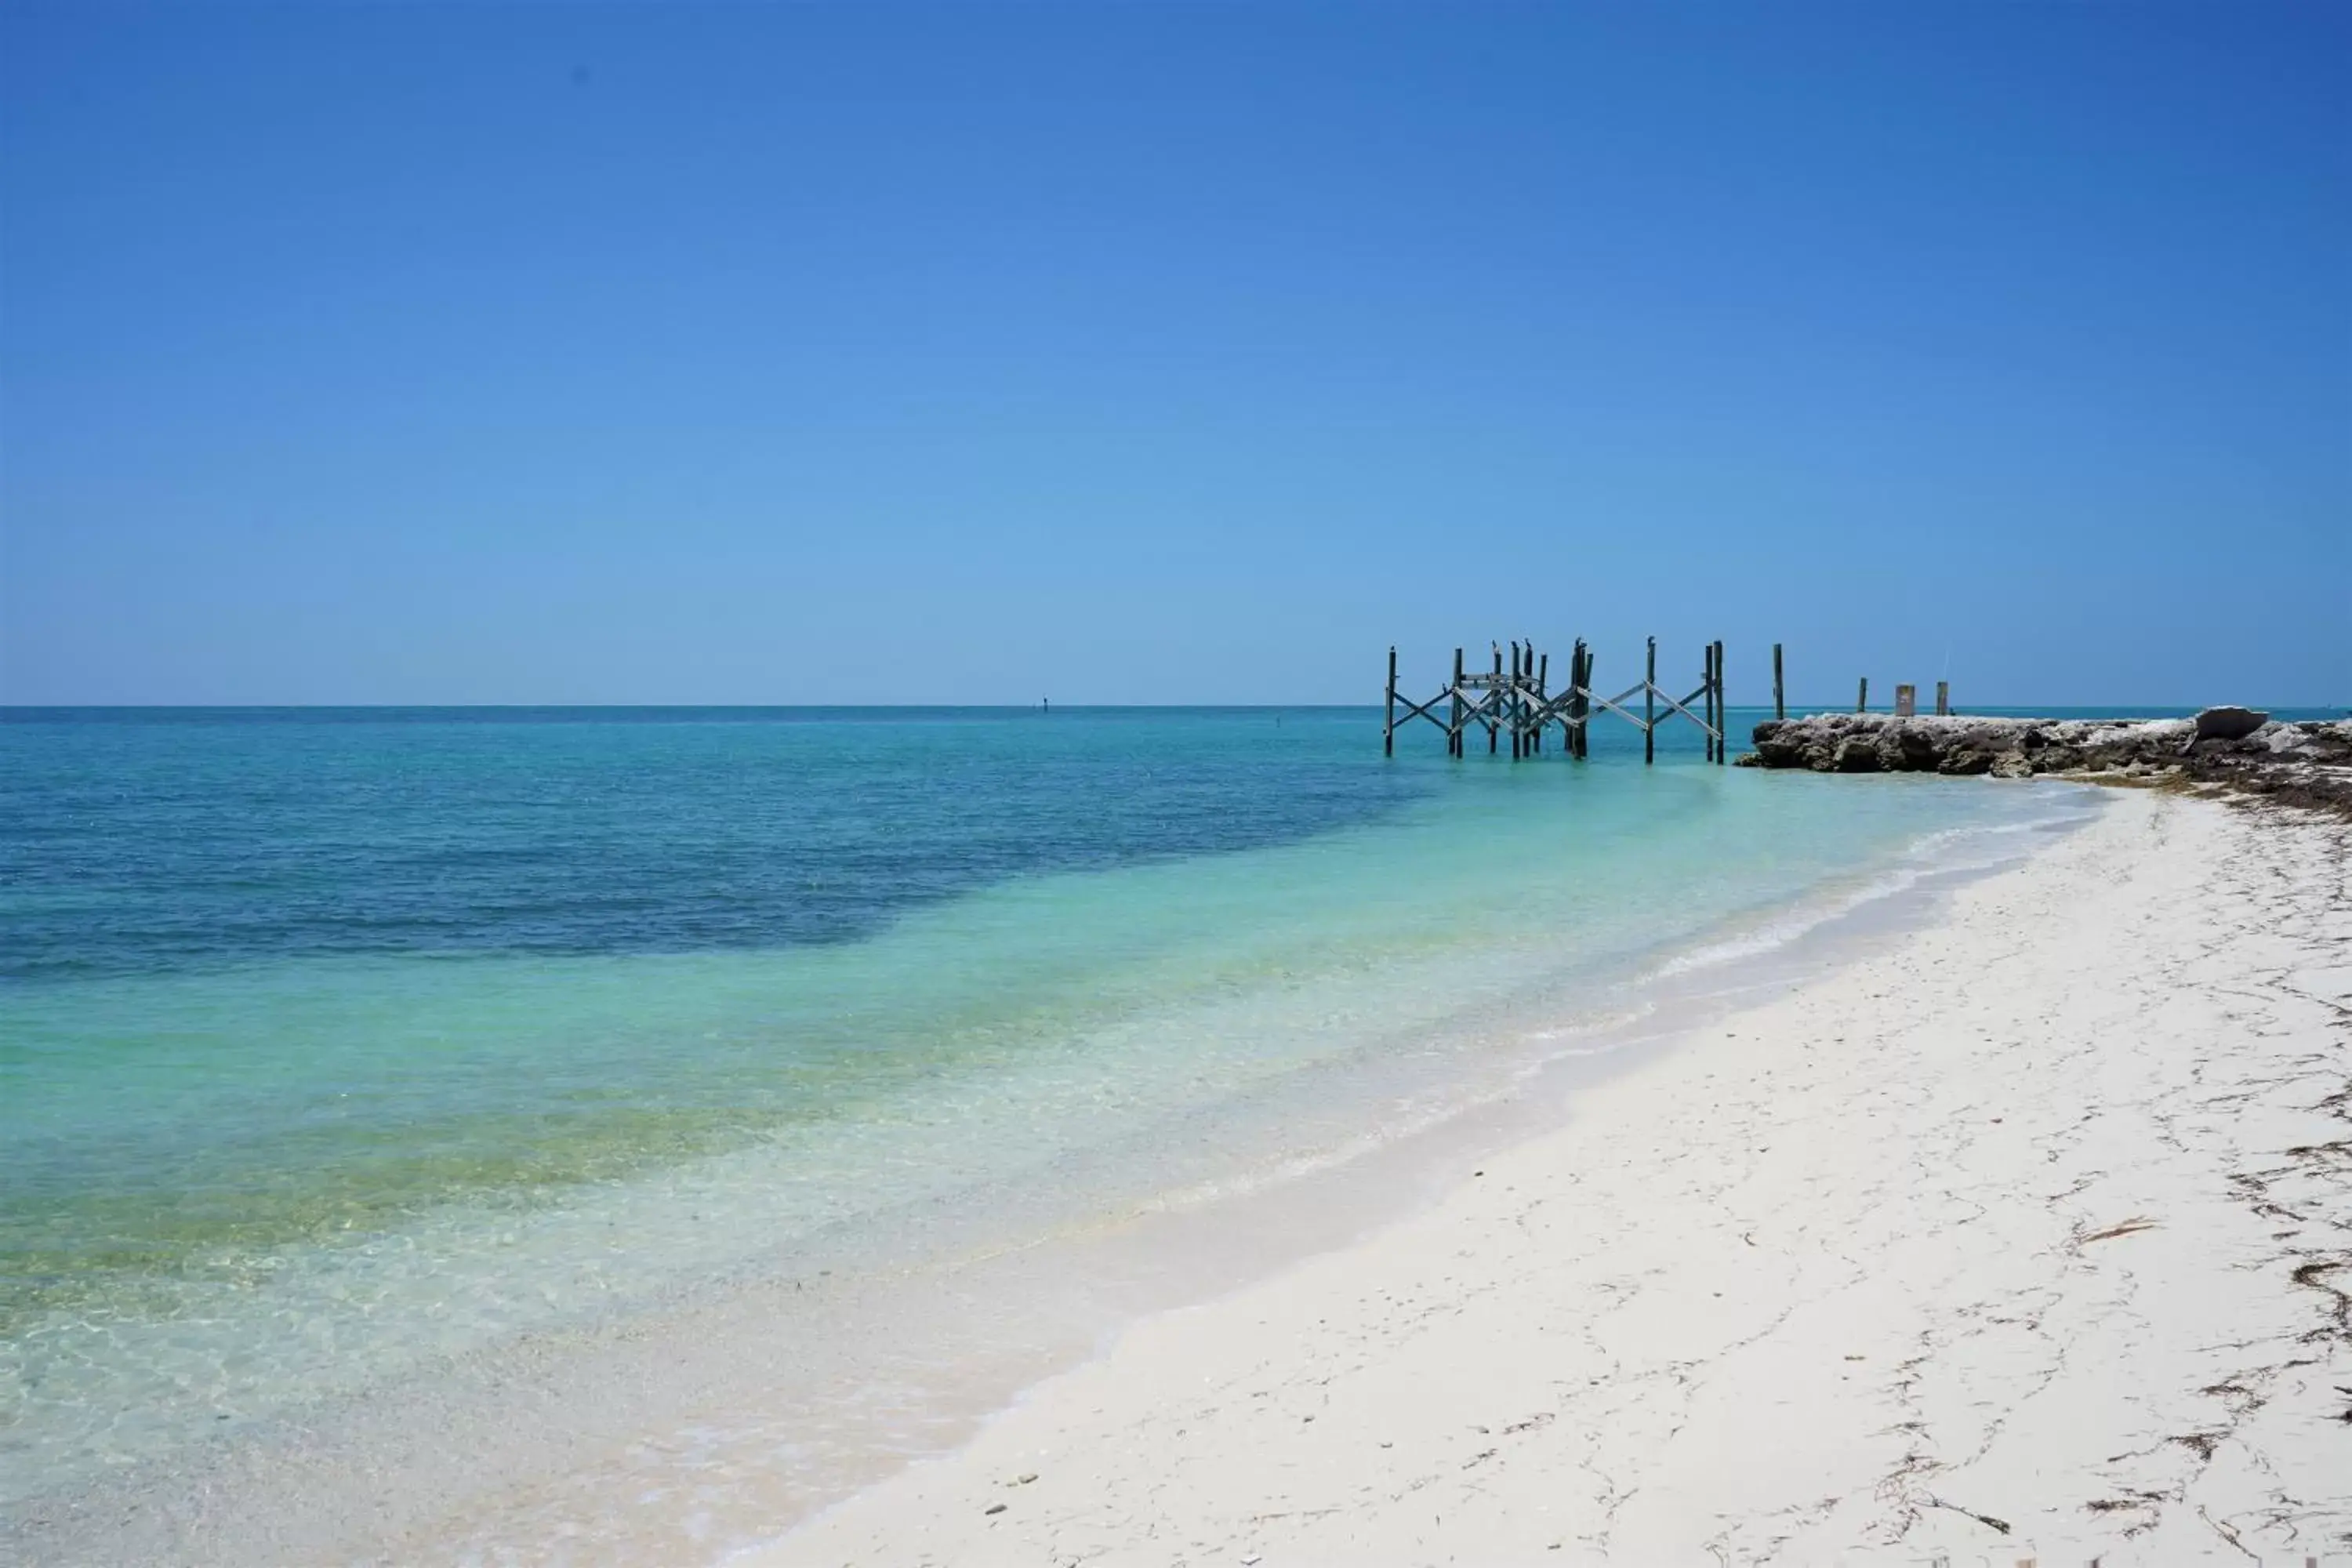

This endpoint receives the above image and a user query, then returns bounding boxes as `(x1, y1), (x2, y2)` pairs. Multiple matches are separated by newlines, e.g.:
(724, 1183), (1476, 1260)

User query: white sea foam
(1648, 797), (2094, 982)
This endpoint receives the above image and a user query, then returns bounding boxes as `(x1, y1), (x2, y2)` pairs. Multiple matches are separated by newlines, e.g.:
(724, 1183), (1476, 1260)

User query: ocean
(1, 705), (2092, 1559)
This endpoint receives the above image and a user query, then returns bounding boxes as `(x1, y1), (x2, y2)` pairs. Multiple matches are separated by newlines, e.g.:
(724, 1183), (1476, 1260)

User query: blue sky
(2, 3), (2345, 706)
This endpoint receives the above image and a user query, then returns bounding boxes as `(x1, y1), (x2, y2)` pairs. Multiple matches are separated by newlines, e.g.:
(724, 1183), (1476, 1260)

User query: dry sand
(741, 791), (2352, 1566)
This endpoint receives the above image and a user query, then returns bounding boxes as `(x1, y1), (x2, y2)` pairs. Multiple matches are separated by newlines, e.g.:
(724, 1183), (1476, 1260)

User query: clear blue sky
(2, 2), (2345, 707)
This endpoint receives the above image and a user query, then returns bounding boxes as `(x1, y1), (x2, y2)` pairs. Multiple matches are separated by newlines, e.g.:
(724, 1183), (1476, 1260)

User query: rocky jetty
(1737, 710), (2352, 815)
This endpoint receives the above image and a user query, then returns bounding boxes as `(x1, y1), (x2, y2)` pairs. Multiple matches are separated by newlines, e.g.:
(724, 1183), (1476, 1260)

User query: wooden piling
(1701, 644), (1714, 762)
(1490, 644), (1501, 754)
(1565, 641), (1580, 757)
(1711, 641), (1725, 764)
(1450, 648), (1465, 757)
(1385, 645), (1396, 757)
(1573, 642), (1587, 757)
(1525, 644), (1534, 754)
(1587, 645), (1596, 757)
(1713, 642), (1725, 764)
(1773, 642), (1784, 721)
(1565, 644), (1576, 757)
(1536, 650), (1548, 754)
(1857, 677), (1868, 713)
(1579, 644), (1592, 757)
(1644, 637), (1657, 765)
(1524, 644), (1536, 757)
(1712, 643), (1723, 762)
(1511, 642), (1523, 760)
(1936, 679), (1950, 717)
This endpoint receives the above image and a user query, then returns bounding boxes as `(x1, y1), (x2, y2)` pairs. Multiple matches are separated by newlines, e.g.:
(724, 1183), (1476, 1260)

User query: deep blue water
(1, 707), (1433, 982)
(6, 704), (2329, 986)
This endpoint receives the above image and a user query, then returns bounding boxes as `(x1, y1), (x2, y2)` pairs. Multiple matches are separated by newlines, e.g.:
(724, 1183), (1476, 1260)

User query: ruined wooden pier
(1383, 638), (1777, 765)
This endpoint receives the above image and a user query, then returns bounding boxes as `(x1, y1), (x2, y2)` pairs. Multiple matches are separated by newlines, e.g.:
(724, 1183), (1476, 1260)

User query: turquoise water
(2, 706), (2073, 1515)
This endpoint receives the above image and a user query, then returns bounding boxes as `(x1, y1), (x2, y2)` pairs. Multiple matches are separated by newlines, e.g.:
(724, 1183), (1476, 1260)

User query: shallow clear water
(1, 705), (2078, 1517)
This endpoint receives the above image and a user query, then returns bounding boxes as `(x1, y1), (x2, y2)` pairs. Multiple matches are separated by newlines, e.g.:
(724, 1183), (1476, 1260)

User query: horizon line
(5, 701), (2340, 715)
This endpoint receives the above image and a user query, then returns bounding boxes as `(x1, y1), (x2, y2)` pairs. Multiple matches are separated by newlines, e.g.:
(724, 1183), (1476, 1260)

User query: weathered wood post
(1522, 644), (1533, 755)
(1711, 642), (1724, 763)
(1535, 650), (1548, 753)
(1515, 639), (1534, 761)
(1528, 644), (1536, 755)
(1587, 644), (1596, 758)
(1562, 639), (1581, 757)
(1700, 644), (1714, 762)
(1569, 641), (1582, 757)
(1857, 677), (1868, 713)
(1563, 641), (1577, 757)
(1644, 636), (1657, 765)
(1490, 644), (1502, 754)
(1713, 643), (1724, 762)
(1524, 643), (1533, 754)
(1563, 642), (1574, 757)
(1578, 644), (1592, 757)
(1450, 647), (1465, 757)
(1773, 642), (1785, 721)
(1936, 679), (1950, 717)
(1384, 645), (1396, 757)
(1712, 641), (1725, 764)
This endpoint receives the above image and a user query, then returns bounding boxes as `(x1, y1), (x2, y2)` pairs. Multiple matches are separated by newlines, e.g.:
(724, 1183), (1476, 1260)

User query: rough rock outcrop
(1737, 711), (2352, 817)
(2194, 706), (2270, 742)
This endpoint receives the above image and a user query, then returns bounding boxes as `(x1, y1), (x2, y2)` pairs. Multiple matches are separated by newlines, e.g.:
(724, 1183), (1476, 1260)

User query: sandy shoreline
(745, 790), (2352, 1566)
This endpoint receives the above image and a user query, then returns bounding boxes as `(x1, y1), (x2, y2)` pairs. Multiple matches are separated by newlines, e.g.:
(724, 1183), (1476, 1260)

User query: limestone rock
(1737, 711), (2352, 818)
(2194, 706), (2269, 742)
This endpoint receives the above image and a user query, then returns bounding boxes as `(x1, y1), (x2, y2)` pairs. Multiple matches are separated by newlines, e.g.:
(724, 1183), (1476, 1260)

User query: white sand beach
(745, 790), (2352, 1566)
